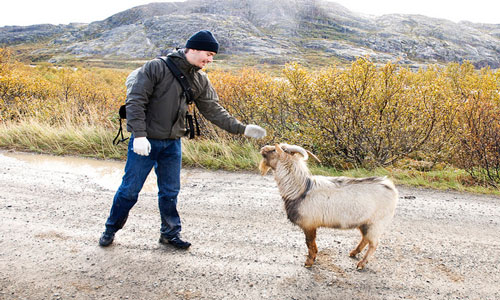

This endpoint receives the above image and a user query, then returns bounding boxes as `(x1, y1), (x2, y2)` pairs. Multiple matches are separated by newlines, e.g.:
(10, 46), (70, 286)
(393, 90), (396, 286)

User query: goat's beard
(259, 159), (271, 175)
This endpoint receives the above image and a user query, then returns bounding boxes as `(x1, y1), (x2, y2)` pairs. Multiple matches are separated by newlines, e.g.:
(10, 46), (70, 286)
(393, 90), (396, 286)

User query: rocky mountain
(1, 0), (499, 68)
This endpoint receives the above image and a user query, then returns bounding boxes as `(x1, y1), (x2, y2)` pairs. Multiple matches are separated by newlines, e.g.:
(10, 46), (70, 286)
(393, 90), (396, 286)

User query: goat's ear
(259, 159), (271, 175)
(275, 143), (284, 155)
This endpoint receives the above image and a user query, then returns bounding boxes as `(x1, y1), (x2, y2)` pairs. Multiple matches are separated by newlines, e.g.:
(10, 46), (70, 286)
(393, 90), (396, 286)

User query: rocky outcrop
(1, 0), (499, 68)
(0, 23), (86, 45)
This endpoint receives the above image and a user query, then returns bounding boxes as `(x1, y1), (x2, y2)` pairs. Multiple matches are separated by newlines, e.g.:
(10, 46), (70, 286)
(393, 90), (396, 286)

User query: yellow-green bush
(209, 59), (500, 185)
(0, 48), (127, 127)
(212, 60), (457, 168)
(446, 63), (500, 186)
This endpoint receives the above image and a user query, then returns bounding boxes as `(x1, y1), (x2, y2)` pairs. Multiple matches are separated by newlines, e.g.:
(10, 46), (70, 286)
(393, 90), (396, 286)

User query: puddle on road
(0, 151), (158, 193)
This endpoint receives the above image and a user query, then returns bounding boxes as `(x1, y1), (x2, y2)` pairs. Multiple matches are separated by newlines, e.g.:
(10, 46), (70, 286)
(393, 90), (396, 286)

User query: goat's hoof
(356, 261), (367, 270)
(304, 259), (314, 268)
(349, 250), (358, 257)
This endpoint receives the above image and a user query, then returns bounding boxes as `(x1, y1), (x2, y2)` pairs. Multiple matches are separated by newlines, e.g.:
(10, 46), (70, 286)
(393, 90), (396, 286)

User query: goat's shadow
(311, 249), (377, 276)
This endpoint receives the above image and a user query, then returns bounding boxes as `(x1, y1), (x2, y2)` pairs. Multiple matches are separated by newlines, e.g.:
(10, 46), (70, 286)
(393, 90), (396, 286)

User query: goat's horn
(275, 143), (284, 154)
(280, 144), (309, 160)
(306, 150), (321, 163)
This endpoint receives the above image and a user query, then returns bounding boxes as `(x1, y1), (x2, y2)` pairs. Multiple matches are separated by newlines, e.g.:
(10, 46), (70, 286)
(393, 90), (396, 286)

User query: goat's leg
(350, 225), (369, 257)
(303, 228), (317, 268)
(350, 237), (368, 257)
(357, 240), (378, 270)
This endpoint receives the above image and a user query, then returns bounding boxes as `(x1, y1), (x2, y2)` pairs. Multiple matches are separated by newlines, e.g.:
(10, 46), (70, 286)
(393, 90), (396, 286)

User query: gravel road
(0, 150), (499, 300)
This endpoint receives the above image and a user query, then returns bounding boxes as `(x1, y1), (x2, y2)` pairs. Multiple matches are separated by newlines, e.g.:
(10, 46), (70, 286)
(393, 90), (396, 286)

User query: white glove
(244, 124), (266, 139)
(133, 137), (151, 156)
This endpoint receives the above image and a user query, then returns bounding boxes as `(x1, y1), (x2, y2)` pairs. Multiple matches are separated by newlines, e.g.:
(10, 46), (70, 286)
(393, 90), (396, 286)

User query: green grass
(0, 120), (498, 196)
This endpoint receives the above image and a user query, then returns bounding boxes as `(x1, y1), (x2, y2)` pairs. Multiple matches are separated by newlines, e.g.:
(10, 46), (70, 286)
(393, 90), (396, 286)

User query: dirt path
(0, 150), (499, 300)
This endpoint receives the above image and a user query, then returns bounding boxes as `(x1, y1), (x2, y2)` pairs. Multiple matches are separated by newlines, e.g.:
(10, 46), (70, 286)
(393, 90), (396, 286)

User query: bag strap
(112, 118), (129, 145)
(158, 57), (194, 104)
(158, 56), (200, 138)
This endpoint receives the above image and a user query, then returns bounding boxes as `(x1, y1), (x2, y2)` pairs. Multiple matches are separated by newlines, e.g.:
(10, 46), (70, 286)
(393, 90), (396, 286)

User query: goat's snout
(260, 150), (274, 159)
(258, 146), (277, 176)
(260, 146), (276, 157)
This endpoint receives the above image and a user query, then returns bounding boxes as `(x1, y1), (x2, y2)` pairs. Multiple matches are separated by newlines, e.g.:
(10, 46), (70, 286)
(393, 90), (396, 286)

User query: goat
(259, 143), (398, 269)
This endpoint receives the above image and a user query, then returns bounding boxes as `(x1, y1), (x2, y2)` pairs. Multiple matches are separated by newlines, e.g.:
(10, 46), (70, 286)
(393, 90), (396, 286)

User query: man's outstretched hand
(244, 125), (267, 139)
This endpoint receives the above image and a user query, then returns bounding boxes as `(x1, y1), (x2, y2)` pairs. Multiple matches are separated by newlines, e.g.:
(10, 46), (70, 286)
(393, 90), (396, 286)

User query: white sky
(0, 0), (498, 27)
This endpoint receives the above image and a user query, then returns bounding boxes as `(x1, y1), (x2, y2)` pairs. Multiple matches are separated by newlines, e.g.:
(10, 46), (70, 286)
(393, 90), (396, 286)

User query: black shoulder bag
(113, 57), (200, 145)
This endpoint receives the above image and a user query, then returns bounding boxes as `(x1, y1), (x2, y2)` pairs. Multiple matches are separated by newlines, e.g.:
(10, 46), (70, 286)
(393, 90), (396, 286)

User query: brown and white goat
(259, 143), (398, 269)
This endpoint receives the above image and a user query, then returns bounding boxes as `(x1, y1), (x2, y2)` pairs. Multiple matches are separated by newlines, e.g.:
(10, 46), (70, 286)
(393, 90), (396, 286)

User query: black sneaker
(99, 231), (115, 247)
(159, 235), (191, 249)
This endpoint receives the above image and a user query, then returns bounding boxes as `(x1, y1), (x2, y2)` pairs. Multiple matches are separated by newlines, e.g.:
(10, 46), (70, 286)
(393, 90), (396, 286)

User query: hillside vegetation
(0, 48), (499, 192)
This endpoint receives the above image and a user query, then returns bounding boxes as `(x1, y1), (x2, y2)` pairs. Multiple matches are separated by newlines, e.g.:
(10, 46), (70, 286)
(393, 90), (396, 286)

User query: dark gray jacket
(125, 50), (246, 139)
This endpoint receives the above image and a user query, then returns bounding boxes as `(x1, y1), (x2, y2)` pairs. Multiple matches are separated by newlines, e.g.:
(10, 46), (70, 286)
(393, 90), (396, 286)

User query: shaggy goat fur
(259, 143), (398, 269)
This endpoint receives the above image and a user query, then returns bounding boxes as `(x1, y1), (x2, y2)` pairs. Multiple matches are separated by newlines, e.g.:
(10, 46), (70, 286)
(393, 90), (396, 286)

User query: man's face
(187, 49), (216, 69)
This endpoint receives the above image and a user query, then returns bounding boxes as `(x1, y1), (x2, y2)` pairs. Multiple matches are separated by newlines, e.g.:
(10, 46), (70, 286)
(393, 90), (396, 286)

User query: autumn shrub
(204, 68), (286, 142)
(446, 63), (500, 186)
(0, 49), (54, 121)
(0, 48), (127, 127)
(211, 60), (459, 169)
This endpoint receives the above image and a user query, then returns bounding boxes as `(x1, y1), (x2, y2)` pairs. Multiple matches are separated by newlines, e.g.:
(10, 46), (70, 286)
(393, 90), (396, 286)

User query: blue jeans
(104, 135), (182, 239)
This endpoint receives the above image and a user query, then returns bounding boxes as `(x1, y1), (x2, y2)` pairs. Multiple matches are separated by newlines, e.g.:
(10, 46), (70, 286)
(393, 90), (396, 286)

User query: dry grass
(0, 120), (498, 196)
(0, 119), (127, 160)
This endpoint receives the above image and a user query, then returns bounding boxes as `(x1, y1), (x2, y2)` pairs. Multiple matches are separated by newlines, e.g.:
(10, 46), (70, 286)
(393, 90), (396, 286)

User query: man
(99, 30), (266, 249)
